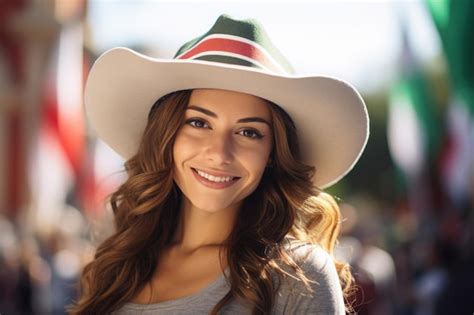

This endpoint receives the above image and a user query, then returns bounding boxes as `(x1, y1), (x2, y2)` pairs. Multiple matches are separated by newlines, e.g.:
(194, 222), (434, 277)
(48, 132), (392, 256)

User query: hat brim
(84, 47), (369, 189)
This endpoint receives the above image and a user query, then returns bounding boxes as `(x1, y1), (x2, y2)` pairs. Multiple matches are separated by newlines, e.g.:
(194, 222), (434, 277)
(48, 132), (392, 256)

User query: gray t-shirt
(112, 243), (345, 314)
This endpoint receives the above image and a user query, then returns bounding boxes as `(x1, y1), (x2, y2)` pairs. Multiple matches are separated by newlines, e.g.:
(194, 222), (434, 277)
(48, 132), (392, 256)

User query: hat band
(174, 34), (287, 74)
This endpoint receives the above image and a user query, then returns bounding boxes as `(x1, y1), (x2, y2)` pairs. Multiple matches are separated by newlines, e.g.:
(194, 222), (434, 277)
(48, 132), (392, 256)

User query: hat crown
(173, 14), (294, 75)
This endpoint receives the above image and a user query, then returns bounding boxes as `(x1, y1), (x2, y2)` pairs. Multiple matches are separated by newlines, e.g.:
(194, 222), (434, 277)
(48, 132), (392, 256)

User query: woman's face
(173, 88), (273, 213)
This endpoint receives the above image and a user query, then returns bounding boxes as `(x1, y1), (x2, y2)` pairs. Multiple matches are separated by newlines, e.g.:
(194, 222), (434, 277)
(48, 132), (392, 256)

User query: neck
(171, 197), (240, 253)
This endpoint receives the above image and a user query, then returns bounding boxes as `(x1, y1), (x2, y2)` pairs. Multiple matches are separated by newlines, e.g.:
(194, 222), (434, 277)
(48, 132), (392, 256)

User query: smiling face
(172, 88), (273, 214)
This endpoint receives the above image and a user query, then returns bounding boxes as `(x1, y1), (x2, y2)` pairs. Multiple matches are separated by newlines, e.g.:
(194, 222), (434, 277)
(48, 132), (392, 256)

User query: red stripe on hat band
(177, 37), (280, 73)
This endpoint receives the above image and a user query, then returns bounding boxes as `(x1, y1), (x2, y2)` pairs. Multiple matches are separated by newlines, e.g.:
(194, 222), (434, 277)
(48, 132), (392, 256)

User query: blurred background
(0, 0), (473, 314)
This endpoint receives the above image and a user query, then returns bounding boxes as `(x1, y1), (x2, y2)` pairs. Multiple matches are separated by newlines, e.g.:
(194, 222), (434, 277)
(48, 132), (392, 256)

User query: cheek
(239, 142), (272, 177)
(173, 131), (196, 162)
(172, 134), (193, 188)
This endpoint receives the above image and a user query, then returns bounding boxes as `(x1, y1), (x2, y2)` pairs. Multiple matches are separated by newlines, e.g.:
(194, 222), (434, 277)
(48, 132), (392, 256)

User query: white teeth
(196, 169), (234, 183)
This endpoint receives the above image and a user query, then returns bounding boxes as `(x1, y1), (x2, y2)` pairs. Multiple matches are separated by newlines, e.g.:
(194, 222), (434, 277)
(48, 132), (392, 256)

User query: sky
(87, 0), (440, 94)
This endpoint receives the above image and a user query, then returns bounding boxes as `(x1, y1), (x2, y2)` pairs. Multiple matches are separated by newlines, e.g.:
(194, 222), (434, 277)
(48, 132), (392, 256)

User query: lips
(191, 167), (241, 179)
(191, 167), (241, 189)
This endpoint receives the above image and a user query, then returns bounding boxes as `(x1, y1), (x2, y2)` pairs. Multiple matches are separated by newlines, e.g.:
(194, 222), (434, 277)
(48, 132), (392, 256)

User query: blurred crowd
(0, 208), (92, 314)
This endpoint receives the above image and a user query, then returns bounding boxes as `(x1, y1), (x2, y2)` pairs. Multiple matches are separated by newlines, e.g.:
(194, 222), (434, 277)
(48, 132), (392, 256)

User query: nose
(204, 132), (234, 165)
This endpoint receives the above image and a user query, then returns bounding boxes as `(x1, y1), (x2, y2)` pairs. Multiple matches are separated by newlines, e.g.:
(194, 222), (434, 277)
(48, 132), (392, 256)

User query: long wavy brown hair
(68, 89), (356, 314)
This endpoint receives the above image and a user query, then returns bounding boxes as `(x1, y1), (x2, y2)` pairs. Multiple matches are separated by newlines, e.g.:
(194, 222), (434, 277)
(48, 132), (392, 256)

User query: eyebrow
(187, 105), (271, 127)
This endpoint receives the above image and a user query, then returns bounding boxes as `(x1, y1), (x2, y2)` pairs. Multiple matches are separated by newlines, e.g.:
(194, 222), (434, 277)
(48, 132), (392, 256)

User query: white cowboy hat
(84, 14), (369, 189)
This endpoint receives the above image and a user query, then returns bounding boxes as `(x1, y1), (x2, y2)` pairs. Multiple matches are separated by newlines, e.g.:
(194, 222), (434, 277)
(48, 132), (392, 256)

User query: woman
(69, 14), (369, 314)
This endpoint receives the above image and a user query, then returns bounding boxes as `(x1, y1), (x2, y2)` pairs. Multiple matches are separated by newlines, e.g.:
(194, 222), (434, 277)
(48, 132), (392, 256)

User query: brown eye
(238, 129), (263, 139)
(186, 118), (209, 129)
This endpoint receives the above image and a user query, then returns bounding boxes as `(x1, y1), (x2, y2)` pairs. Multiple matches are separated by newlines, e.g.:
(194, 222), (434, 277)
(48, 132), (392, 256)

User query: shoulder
(287, 241), (331, 268)
(275, 241), (346, 314)
(280, 238), (335, 276)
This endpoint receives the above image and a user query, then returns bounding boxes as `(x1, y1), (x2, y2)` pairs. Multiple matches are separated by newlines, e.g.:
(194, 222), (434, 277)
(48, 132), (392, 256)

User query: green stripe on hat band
(186, 51), (283, 73)
(192, 54), (265, 70)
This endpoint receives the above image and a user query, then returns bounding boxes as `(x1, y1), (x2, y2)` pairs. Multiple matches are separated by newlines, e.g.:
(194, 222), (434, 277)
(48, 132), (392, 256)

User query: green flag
(427, 0), (474, 113)
(387, 14), (440, 182)
(427, 0), (474, 208)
